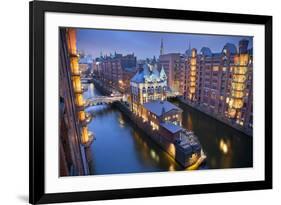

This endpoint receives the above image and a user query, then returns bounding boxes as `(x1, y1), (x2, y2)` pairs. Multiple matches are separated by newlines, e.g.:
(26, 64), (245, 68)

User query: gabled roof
(131, 63), (166, 83)
(159, 66), (167, 80)
(160, 122), (182, 134)
(143, 100), (182, 117)
(131, 71), (144, 83)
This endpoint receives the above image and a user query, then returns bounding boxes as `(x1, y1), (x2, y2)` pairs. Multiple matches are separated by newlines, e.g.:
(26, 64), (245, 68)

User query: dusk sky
(76, 28), (253, 59)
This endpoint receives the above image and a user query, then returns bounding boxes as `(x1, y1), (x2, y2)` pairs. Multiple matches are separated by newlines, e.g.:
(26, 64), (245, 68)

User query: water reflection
(187, 114), (193, 130)
(87, 83), (95, 97)
(219, 139), (229, 155)
(118, 114), (125, 128)
(169, 164), (176, 171)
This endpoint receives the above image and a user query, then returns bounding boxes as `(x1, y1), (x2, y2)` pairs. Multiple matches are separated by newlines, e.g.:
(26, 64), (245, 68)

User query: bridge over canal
(85, 95), (124, 107)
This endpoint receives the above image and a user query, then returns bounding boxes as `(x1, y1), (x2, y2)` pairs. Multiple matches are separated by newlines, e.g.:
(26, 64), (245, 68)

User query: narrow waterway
(172, 99), (253, 169)
(83, 83), (252, 175)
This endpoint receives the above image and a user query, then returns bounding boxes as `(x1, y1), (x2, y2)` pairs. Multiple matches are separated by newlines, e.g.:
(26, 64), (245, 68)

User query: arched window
(158, 86), (162, 93)
(148, 86), (154, 94)
(151, 86), (154, 93)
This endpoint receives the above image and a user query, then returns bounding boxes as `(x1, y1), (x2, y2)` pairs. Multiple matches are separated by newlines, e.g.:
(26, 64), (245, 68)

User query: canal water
(84, 83), (253, 175)
(173, 100), (253, 169)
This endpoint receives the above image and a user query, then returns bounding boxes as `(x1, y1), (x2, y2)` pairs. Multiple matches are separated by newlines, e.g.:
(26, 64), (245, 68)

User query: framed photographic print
(29, 0), (272, 204)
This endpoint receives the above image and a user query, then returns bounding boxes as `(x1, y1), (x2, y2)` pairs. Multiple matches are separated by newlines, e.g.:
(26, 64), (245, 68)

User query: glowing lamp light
(219, 139), (228, 154)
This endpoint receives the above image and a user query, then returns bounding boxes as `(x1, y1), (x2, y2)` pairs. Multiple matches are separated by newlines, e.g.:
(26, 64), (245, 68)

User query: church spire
(185, 40), (192, 57)
(160, 65), (167, 81)
(160, 38), (164, 56)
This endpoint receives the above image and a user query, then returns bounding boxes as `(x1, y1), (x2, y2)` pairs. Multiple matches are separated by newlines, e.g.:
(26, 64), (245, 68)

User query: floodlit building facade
(130, 63), (168, 116)
(94, 53), (137, 93)
(158, 53), (186, 94)
(79, 54), (94, 75)
(59, 28), (93, 176)
(142, 100), (182, 132)
(129, 63), (202, 167)
(183, 39), (253, 133)
(130, 63), (184, 141)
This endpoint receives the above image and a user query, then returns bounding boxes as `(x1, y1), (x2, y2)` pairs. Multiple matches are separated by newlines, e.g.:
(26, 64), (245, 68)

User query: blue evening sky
(77, 28), (253, 59)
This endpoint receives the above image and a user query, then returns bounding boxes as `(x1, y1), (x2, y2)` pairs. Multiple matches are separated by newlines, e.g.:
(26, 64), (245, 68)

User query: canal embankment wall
(178, 97), (252, 136)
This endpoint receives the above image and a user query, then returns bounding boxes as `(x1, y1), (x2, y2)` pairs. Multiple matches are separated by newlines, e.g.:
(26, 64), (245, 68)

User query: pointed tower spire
(160, 65), (167, 81)
(160, 38), (164, 56)
(185, 41), (192, 57)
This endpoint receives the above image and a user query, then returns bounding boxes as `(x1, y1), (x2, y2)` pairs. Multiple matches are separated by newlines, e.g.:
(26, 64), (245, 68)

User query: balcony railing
(75, 103), (85, 111)
(233, 67), (247, 75)
(231, 81), (245, 89)
(80, 113), (92, 126)
(71, 70), (82, 76)
(82, 131), (95, 147)
(69, 53), (79, 58)
(74, 88), (83, 94)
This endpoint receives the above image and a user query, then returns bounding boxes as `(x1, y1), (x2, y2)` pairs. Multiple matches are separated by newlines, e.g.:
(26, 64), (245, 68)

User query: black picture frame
(29, 0), (272, 204)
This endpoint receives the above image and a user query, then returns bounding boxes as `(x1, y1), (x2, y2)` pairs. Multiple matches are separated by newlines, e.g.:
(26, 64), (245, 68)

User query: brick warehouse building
(59, 28), (94, 176)
(158, 53), (186, 95)
(183, 39), (253, 134)
(93, 53), (137, 93)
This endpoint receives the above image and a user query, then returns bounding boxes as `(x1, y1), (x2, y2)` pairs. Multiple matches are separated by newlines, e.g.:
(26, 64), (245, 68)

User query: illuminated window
(233, 67), (247, 75)
(190, 71), (196, 76)
(231, 82), (245, 91)
(233, 75), (246, 83)
(232, 99), (243, 109)
(75, 94), (84, 106)
(212, 66), (219, 72)
(190, 58), (196, 66)
(191, 50), (196, 58)
(190, 76), (196, 82)
(70, 56), (80, 74)
(78, 111), (86, 121)
(190, 82), (196, 87)
(81, 126), (89, 144)
(228, 108), (236, 118)
(72, 76), (82, 92)
(231, 90), (244, 98)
